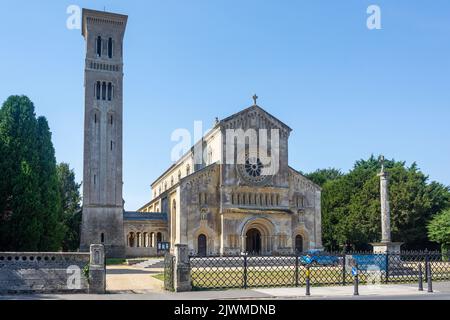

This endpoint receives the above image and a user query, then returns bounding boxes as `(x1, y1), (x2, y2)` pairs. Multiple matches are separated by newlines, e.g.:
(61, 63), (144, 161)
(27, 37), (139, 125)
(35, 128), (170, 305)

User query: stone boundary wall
(0, 247), (105, 294)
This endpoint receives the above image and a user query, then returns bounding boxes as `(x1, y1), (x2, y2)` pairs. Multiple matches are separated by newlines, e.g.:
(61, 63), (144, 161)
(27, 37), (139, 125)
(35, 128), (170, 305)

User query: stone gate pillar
(173, 244), (192, 292)
(89, 244), (106, 294)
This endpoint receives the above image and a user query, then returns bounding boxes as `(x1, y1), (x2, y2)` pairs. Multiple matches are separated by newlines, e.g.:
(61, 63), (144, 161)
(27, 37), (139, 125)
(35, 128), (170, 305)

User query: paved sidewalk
(1, 282), (450, 300)
(1, 263), (449, 300)
(106, 265), (164, 293)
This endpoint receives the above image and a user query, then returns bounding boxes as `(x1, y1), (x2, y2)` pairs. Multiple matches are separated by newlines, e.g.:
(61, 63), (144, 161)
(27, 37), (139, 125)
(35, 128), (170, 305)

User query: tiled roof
(123, 211), (168, 221)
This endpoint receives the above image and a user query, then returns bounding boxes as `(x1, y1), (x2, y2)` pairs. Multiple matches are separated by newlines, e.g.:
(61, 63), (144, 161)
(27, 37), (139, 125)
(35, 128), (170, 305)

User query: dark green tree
(0, 96), (42, 250)
(57, 163), (82, 251)
(36, 117), (64, 251)
(428, 209), (450, 253)
(305, 168), (343, 187)
(315, 155), (450, 251)
(0, 95), (65, 251)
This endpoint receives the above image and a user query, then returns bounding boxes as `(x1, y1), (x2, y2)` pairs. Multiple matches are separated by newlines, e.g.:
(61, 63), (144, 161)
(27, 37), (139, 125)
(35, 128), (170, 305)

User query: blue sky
(1, 0), (449, 210)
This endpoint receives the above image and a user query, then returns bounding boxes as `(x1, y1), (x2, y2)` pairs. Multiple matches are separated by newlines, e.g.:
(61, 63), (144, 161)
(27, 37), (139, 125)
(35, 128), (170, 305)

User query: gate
(164, 253), (175, 291)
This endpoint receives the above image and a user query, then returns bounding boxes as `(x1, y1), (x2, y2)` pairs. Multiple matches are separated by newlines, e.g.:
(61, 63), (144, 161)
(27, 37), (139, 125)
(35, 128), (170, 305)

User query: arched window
(107, 83), (112, 101)
(129, 233), (135, 247)
(96, 36), (102, 57)
(100, 233), (105, 243)
(96, 81), (101, 100)
(102, 82), (106, 100)
(157, 232), (162, 244)
(198, 234), (207, 257)
(108, 37), (113, 58)
(295, 235), (304, 253)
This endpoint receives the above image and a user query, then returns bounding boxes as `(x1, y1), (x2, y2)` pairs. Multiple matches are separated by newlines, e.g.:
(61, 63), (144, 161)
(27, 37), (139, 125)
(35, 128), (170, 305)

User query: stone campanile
(80, 9), (128, 257)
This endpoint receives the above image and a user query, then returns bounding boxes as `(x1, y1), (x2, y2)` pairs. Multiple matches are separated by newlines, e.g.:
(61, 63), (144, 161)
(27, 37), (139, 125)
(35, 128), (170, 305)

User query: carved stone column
(371, 162), (403, 254)
(379, 170), (391, 243)
(241, 235), (247, 254)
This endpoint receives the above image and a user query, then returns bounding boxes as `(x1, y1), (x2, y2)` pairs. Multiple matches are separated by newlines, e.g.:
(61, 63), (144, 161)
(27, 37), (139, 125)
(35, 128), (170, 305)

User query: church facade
(137, 104), (323, 257)
(79, 9), (322, 258)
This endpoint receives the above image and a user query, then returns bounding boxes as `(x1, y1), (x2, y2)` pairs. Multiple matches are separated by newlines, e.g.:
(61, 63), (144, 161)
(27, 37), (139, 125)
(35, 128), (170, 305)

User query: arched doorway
(246, 228), (262, 255)
(295, 235), (304, 253)
(129, 233), (135, 247)
(198, 234), (207, 257)
(157, 232), (162, 244)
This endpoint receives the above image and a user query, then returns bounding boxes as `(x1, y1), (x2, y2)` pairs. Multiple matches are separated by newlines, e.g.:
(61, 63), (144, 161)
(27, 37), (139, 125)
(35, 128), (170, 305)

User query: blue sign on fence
(157, 242), (170, 251)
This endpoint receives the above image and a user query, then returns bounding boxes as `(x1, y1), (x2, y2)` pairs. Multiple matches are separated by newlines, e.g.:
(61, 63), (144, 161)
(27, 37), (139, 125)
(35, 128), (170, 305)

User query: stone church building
(137, 104), (323, 257)
(79, 9), (322, 258)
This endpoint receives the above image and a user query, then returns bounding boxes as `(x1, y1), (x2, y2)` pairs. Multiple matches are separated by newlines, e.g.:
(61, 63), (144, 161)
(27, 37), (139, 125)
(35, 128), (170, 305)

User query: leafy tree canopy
(428, 209), (450, 252)
(307, 155), (450, 251)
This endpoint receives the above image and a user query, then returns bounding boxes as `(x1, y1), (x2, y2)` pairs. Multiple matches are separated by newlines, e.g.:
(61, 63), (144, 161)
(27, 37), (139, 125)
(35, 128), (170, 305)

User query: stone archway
(293, 228), (309, 253)
(295, 235), (304, 253)
(246, 228), (262, 255)
(241, 217), (275, 255)
(192, 224), (216, 256)
(197, 234), (207, 257)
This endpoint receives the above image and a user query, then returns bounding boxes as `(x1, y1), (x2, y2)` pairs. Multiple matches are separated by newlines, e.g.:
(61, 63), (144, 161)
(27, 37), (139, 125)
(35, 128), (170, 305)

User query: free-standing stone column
(371, 156), (403, 254)
(379, 168), (391, 243)
(89, 244), (106, 294)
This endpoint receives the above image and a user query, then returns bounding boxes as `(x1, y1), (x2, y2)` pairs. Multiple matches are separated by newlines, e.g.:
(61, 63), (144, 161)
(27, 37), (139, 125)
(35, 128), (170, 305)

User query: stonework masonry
(80, 9), (128, 258)
(76, 9), (323, 259)
(138, 105), (323, 256)
(0, 245), (106, 294)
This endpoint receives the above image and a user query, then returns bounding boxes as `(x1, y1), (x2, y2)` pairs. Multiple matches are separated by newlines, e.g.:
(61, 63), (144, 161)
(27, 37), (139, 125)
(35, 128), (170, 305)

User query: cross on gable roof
(219, 104), (292, 133)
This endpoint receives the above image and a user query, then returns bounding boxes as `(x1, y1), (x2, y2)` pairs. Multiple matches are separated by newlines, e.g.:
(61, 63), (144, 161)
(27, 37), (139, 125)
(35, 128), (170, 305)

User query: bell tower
(80, 9), (128, 257)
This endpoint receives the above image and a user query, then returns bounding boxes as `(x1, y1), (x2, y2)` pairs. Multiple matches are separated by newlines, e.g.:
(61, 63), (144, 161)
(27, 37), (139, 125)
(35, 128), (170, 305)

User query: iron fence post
(353, 263), (359, 296)
(243, 254), (248, 289)
(305, 265), (311, 296)
(342, 254), (346, 286)
(424, 252), (429, 283)
(295, 255), (299, 287)
(427, 260), (433, 293)
(418, 263), (423, 291)
(385, 252), (390, 284)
